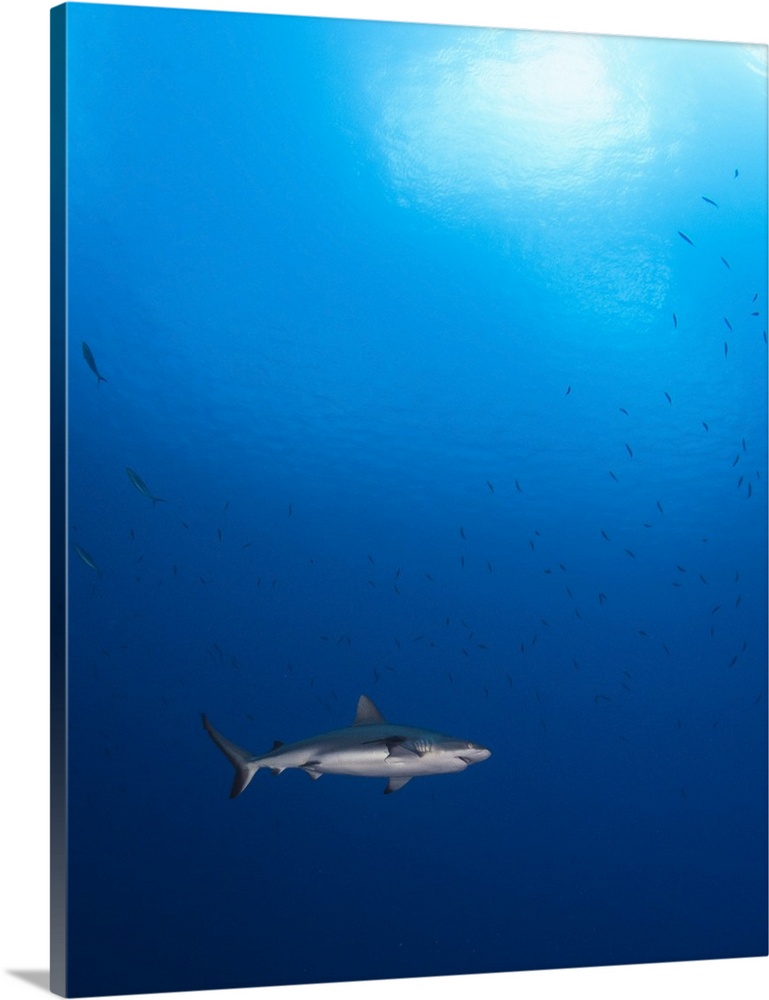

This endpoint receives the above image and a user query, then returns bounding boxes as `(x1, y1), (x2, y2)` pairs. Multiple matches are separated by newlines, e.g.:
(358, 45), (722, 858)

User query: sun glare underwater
(59, 4), (767, 997)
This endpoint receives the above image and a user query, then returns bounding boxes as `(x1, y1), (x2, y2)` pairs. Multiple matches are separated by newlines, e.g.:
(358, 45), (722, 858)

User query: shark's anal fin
(384, 775), (412, 795)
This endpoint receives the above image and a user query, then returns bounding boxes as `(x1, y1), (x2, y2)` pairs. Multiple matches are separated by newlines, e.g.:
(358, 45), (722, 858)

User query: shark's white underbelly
(288, 745), (467, 778)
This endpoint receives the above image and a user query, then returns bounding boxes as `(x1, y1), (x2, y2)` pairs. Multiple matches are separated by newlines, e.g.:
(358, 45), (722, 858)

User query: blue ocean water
(60, 4), (767, 996)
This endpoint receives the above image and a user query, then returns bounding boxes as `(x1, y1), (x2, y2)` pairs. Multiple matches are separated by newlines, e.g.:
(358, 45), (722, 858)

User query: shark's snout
(459, 743), (491, 765)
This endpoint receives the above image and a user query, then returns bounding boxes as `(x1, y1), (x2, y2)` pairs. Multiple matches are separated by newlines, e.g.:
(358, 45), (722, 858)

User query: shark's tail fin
(202, 714), (259, 798)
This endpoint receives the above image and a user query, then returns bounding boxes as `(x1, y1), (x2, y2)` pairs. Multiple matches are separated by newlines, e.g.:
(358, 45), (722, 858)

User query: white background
(0, 3), (766, 1000)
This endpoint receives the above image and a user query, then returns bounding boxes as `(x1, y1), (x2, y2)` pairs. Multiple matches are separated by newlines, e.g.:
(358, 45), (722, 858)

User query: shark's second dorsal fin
(353, 694), (385, 726)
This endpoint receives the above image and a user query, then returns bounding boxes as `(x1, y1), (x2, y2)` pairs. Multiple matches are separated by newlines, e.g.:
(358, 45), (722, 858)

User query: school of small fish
(71, 168), (766, 800)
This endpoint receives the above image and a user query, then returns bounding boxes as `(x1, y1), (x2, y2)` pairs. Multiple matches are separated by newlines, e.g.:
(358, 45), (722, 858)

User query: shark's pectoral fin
(301, 760), (324, 780)
(361, 736), (423, 760)
(384, 775), (412, 795)
(385, 741), (424, 760)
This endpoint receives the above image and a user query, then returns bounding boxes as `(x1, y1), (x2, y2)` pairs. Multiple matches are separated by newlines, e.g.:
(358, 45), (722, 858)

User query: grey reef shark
(203, 694), (491, 796)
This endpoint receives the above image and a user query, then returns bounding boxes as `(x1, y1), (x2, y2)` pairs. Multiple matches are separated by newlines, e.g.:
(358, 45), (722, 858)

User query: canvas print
(50, 3), (768, 996)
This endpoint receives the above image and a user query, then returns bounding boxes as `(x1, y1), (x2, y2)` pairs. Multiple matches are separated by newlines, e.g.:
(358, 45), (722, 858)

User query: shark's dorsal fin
(353, 694), (386, 726)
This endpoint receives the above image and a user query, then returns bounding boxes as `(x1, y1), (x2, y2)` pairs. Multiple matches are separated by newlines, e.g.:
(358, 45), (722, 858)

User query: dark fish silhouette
(82, 341), (107, 384)
(734, 169), (739, 178)
(664, 391), (672, 405)
(724, 317), (733, 331)
(673, 313), (678, 328)
(721, 257), (730, 269)
(126, 467), (166, 507)
(724, 341), (729, 359)
(625, 443), (633, 458)
(702, 196), (718, 208)
(677, 231), (694, 246)
(73, 543), (101, 576)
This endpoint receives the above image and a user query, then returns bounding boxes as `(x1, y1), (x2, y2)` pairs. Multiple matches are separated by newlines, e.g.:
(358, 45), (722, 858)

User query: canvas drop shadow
(6, 971), (50, 993)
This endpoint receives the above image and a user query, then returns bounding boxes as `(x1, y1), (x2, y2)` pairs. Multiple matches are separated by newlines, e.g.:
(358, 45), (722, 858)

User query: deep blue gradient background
(60, 4), (767, 995)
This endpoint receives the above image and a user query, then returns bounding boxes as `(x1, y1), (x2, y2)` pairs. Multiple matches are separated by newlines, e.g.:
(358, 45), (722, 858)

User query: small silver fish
(73, 543), (101, 576)
(126, 467), (166, 507)
(82, 342), (107, 384)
